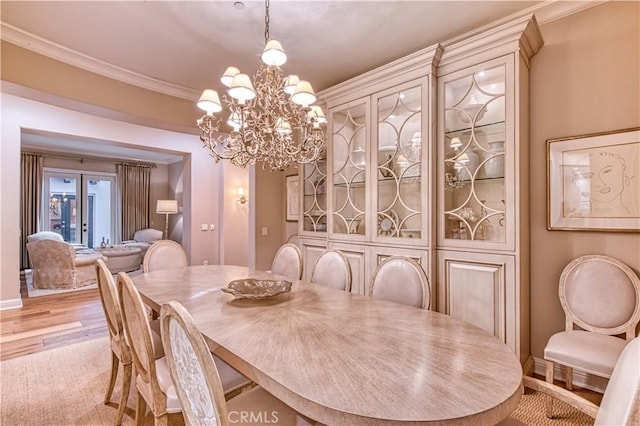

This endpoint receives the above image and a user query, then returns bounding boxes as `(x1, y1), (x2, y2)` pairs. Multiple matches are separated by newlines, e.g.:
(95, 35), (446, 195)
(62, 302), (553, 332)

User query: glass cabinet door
(442, 64), (506, 243)
(374, 83), (424, 241)
(330, 99), (368, 238)
(302, 158), (327, 233)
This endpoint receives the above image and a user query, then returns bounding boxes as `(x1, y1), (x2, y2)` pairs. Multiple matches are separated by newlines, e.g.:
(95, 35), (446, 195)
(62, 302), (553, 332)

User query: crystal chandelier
(196, 0), (326, 171)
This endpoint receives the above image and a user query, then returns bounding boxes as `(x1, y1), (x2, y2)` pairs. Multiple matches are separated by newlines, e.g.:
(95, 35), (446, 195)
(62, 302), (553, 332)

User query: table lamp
(156, 199), (178, 239)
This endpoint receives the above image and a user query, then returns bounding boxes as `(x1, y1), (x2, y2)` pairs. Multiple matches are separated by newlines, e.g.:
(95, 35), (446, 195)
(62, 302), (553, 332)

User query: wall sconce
(156, 199), (178, 239)
(237, 187), (247, 205)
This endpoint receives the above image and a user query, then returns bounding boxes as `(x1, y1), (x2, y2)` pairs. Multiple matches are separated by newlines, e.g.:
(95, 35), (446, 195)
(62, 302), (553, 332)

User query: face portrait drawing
(571, 151), (637, 218)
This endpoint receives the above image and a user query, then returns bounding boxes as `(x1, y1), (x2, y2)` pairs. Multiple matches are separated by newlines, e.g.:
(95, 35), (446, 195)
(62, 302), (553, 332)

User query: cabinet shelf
(445, 120), (505, 137)
(334, 176), (421, 188)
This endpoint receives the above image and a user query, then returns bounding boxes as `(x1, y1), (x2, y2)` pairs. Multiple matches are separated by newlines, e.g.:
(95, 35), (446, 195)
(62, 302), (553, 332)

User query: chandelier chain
(264, 0), (270, 43)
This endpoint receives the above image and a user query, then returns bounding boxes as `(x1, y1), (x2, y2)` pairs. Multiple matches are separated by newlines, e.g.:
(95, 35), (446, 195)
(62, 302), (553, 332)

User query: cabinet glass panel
(332, 102), (366, 236)
(302, 158), (327, 232)
(443, 65), (506, 242)
(377, 85), (422, 239)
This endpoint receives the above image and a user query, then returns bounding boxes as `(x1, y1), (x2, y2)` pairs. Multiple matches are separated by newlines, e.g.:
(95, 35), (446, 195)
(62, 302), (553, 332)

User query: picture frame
(547, 127), (640, 232)
(285, 175), (299, 222)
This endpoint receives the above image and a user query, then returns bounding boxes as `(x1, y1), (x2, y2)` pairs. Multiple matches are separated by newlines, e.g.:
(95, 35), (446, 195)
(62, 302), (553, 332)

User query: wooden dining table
(131, 265), (523, 425)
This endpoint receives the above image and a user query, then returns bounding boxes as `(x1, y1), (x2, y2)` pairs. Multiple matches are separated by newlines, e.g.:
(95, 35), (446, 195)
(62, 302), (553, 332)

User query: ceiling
(2, 0), (559, 162)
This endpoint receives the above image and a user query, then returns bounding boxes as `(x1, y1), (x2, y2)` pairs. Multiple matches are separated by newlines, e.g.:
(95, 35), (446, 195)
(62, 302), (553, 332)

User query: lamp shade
(228, 73), (256, 103)
(221, 66), (240, 87)
(283, 74), (300, 95)
(197, 90), (222, 115)
(291, 80), (316, 107)
(156, 199), (178, 214)
(261, 39), (287, 66)
(308, 105), (327, 124)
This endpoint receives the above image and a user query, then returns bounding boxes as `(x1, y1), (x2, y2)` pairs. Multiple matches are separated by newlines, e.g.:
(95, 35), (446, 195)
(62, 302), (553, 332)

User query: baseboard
(0, 298), (23, 311)
(533, 356), (607, 394)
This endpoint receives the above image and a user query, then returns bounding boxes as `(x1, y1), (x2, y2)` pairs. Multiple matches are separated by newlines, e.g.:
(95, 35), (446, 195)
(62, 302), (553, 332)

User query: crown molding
(0, 22), (200, 101)
(0, 1), (607, 99)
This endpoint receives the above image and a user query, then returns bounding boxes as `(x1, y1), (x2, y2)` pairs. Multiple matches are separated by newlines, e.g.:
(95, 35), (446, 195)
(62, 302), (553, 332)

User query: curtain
(20, 153), (43, 270)
(116, 162), (152, 241)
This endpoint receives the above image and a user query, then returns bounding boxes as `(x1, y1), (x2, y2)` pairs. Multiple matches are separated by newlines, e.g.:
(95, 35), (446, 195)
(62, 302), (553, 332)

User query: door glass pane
(377, 85), (422, 239)
(47, 176), (78, 243)
(85, 177), (113, 249)
(443, 65), (506, 242)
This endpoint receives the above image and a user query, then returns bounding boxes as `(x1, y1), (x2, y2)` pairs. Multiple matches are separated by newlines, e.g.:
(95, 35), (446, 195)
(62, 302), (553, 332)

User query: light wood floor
(0, 272), (108, 361)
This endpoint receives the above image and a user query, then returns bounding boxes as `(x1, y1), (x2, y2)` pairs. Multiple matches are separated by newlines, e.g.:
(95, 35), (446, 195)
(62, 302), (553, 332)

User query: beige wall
(529, 1), (640, 358)
(253, 168), (287, 271)
(221, 162), (249, 266)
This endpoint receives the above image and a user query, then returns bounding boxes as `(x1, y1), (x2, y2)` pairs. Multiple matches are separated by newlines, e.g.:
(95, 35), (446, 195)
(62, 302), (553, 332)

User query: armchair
(26, 240), (104, 289)
(121, 228), (162, 256)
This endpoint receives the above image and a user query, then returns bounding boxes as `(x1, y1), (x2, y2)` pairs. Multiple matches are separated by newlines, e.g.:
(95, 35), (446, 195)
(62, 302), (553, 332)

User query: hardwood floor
(0, 272), (108, 361)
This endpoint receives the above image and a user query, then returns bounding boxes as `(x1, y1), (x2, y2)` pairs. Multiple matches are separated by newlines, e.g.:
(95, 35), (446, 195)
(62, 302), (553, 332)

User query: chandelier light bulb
(275, 118), (292, 135)
(291, 80), (316, 107)
(197, 89), (222, 115)
(227, 111), (246, 130)
(261, 39), (287, 66)
(221, 66), (240, 87)
(283, 74), (300, 95)
(228, 73), (256, 103)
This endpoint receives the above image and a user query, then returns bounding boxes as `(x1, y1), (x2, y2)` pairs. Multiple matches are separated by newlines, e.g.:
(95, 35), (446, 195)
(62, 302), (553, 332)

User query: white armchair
(121, 228), (162, 256)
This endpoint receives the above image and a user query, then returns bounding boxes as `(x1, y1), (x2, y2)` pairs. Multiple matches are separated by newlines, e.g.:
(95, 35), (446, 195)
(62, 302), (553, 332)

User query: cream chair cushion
(370, 256), (430, 309)
(271, 243), (303, 281)
(311, 249), (352, 292)
(143, 240), (188, 273)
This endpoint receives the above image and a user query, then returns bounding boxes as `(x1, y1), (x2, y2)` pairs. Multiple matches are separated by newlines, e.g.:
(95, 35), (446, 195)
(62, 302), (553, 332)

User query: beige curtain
(20, 152), (43, 269)
(117, 162), (152, 241)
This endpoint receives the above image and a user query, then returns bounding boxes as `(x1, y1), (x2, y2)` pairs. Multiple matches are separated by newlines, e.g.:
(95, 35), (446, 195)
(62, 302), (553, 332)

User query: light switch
(201, 224), (208, 231)
(209, 224), (215, 231)
(261, 227), (268, 236)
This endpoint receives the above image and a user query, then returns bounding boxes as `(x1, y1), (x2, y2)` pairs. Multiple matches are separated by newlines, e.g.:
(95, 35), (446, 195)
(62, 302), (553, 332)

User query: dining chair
(143, 240), (188, 273)
(271, 243), (303, 281)
(117, 271), (182, 426)
(160, 300), (314, 426)
(543, 254), (640, 417)
(310, 249), (352, 292)
(525, 336), (640, 425)
(96, 260), (168, 425)
(369, 256), (430, 309)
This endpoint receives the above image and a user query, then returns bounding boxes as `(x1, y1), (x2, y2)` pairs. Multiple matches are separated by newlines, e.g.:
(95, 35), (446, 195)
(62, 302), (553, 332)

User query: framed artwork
(547, 127), (640, 232)
(286, 175), (299, 222)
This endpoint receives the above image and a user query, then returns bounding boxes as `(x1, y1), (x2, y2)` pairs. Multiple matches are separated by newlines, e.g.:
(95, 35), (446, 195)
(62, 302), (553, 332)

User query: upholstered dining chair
(117, 271), (181, 426)
(160, 300), (314, 426)
(543, 254), (640, 417)
(271, 243), (303, 281)
(370, 256), (430, 309)
(96, 259), (167, 425)
(143, 240), (188, 273)
(525, 336), (640, 425)
(310, 249), (352, 292)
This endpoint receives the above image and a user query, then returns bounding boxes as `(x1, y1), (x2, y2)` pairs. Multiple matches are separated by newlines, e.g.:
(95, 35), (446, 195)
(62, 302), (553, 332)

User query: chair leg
(104, 351), (119, 403)
(563, 366), (573, 391)
(545, 360), (555, 418)
(135, 391), (147, 426)
(115, 362), (133, 425)
(154, 414), (169, 426)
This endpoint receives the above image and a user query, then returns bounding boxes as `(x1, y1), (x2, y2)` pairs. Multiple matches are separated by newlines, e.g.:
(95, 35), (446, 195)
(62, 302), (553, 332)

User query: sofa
(122, 228), (163, 256)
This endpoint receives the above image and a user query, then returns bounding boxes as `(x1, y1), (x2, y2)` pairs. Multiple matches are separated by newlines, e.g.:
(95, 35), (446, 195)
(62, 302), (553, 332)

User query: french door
(43, 169), (116, 248)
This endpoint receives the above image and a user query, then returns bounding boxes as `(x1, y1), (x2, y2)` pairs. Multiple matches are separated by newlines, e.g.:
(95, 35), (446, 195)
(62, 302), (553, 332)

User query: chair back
(143, 240), (188, 273)
(95, 259), (130, 359)
(595, 337), (640, 425)
(160, 301), (229, 426)
(27, 231), (64, 243)
(370, 256), (430, 309)
(311, 249), (352, 292)
(134, 228), (163, 243)
(117, 272), (165, 409)
(271, 243), (303, 281)
(26, 240), (75, 288)
(559, 255), (640, 339)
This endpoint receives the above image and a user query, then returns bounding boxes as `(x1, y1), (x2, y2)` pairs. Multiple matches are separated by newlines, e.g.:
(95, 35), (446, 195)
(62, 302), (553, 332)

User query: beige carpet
(0, 337), (592, 426)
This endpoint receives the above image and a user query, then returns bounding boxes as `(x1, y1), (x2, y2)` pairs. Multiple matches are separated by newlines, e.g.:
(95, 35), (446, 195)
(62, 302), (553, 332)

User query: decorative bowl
(222, 279), (292, 299)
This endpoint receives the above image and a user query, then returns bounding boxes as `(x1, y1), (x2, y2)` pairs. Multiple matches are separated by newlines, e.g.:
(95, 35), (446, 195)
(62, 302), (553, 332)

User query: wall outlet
(201, 224), (208, 231)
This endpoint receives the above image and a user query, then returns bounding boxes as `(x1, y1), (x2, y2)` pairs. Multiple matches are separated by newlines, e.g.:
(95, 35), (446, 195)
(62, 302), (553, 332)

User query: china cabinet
(296, 14), (542, 364)
(436, 16), (542, 363)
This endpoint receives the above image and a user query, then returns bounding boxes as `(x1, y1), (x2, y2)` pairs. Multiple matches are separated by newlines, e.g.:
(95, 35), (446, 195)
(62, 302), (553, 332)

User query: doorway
(43, 169), (116, 248)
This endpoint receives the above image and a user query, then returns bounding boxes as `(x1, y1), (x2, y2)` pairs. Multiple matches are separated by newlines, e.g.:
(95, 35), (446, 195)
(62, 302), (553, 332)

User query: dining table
(131, 264), (523, 425)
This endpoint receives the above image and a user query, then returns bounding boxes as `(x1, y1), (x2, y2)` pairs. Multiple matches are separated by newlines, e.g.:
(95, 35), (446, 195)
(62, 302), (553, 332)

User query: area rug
(0, 337), (593, 426)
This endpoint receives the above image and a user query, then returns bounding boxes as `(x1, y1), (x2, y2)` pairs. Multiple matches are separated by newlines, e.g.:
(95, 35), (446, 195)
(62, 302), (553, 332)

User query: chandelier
(196, 0), (326, 171)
